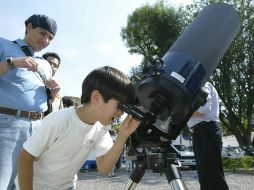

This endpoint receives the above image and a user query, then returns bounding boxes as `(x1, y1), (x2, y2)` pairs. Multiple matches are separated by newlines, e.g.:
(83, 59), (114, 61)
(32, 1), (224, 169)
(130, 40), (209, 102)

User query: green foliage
(239, 156), (254, 169)
(222, 156), (254, 170)
(121, 0), (182, 63)
(223, 157), (240, 170)
(111, 124), (121, 131)
(212, 0), (254, 146)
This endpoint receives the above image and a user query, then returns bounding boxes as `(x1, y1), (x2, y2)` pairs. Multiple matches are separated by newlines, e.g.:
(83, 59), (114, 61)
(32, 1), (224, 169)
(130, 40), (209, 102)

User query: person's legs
(129, 161), (133, 172)
(108, 166), (116, 177)
(66, 187), (76, 190)
(125, 160), (132, 172)
(193, 128), (204, 189)
(125, 160), (128, 171)
(193, 123), (228, 190)
(0, 114), (33, 190)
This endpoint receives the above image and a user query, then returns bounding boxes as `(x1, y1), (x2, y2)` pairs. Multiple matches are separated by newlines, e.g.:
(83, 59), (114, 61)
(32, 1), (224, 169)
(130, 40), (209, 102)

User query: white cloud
(96, 43), (116, 55)
(61, 49), (81, 59)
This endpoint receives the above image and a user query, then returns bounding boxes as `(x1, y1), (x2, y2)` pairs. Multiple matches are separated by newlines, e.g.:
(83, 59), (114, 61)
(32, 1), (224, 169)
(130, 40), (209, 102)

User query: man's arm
(96, 115), (140, 175)
(18, 148), (36, 190)
(0, 61), (10, 76)
(0, 57), (39, 77)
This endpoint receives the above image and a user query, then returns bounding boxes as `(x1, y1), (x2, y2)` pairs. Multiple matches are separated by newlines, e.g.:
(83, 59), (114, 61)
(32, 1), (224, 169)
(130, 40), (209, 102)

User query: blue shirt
(0, 37), (52, 112)
(187, 82), (220, 128)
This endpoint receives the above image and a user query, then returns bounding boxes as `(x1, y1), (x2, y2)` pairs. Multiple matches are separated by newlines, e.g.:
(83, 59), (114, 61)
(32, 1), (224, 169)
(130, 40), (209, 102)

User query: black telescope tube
(165, 2), (240, 84)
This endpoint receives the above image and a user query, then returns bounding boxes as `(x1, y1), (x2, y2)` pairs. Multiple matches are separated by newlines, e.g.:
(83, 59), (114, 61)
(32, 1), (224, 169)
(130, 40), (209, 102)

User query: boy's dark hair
(62, 96), (75, 108)
(25, 14), (57, 36)
(42, 52), (61, 67)
(81, 66), (135, 105)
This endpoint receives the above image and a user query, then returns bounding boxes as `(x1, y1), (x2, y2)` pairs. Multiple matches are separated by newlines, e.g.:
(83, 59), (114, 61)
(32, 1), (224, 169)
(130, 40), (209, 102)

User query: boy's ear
(26, 23), (33, 33)
(90, 90), (102, 105)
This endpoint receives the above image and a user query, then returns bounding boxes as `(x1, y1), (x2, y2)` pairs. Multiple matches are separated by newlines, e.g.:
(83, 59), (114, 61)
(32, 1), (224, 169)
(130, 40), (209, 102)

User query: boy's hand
(118, 115), (140, 139)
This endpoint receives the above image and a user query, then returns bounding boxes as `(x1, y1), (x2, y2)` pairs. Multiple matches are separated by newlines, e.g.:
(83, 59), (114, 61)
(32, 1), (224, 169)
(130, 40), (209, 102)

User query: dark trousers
(192, 121), (229, 190)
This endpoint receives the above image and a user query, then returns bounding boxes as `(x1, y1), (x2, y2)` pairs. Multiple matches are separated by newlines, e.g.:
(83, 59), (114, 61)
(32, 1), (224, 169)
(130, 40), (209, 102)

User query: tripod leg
(123, 167), (145, 190)
(165, 164), (188, 190)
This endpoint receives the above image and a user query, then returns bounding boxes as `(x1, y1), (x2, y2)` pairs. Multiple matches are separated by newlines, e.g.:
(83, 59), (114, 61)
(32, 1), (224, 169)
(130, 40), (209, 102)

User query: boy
(18, 66), (140, 190)
(42, 52), (63, 113)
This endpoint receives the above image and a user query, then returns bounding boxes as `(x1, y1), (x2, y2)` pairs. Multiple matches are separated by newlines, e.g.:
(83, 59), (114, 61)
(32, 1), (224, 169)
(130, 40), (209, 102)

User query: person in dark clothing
(187, 82), (228, 190)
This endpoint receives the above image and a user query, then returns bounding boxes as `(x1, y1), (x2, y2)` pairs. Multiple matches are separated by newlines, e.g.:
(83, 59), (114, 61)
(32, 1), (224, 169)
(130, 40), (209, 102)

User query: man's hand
(46, 77), (61, 100)
(12, 57), (39, 72)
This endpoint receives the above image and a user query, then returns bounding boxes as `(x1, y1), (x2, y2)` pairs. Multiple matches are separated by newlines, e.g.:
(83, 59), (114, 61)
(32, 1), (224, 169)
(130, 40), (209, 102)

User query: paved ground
(76, 168), (254, 190)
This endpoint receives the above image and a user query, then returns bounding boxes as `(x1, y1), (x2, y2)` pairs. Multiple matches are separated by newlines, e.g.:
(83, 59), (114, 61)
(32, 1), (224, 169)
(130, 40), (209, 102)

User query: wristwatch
(6, 57), (15, 69)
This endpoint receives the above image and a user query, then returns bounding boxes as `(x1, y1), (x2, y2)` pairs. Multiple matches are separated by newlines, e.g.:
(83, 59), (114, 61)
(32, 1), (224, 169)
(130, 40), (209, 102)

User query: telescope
(122, 3), (240, 190)
(122, 2), (240, 148)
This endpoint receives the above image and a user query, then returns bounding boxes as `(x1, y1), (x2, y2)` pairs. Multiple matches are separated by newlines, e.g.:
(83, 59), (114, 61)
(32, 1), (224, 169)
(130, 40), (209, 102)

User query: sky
(1, 0), (193, 98)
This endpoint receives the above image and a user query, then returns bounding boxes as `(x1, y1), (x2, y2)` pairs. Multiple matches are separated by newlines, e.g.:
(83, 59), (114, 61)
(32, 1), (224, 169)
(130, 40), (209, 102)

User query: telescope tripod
(123, 150), (188, 190)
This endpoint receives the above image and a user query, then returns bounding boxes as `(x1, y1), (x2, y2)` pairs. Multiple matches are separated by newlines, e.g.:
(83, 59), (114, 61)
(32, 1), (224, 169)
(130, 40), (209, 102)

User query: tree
(183, 0), (254, 146)
(121, 0), (183, 67)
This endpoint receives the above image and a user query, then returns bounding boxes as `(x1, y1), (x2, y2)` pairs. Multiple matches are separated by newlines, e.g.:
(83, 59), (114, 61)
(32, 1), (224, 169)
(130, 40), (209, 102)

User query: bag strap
(12, 40), (33, 56)
(12, 40), (53, 115)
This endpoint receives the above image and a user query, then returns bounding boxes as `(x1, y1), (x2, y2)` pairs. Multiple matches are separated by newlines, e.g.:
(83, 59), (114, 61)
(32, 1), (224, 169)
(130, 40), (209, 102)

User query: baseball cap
(25, 14), (57, 36)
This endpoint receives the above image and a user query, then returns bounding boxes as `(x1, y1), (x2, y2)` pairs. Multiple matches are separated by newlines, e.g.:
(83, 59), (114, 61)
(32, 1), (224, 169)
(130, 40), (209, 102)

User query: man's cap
(25, 14), (57, 36)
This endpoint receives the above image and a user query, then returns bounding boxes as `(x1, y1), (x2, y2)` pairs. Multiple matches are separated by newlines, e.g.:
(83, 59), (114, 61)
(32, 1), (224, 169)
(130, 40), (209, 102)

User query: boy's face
(45, 56), (60, 76)
(25, 23), (54, 52)
(93, 91), (124, 125)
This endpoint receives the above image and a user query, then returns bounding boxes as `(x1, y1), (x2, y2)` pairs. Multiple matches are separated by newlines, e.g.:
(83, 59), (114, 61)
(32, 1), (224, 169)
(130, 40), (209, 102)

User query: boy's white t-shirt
(23, 106), (113, 189)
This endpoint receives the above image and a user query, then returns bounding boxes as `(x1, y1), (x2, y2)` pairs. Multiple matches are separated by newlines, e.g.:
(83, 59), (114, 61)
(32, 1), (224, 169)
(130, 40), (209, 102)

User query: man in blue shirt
(0, 14), (60, 190)
(187, 82), (228, 190)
